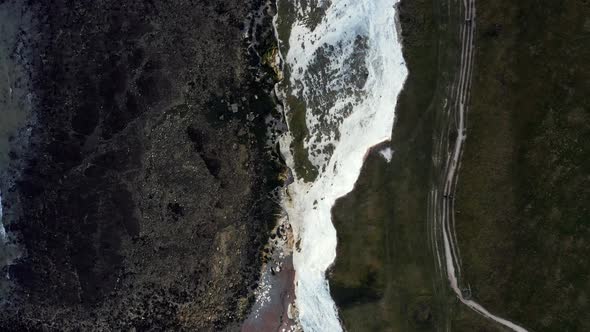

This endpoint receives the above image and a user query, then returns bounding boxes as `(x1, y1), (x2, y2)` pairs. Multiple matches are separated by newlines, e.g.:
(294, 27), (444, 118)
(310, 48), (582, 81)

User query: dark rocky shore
(0, 0), (282, 330)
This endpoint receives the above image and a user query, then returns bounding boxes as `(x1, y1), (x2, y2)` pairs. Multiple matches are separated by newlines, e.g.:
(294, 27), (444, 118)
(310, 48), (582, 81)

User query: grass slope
(330, 0), (443, 330)
(455, 1), (590, 331)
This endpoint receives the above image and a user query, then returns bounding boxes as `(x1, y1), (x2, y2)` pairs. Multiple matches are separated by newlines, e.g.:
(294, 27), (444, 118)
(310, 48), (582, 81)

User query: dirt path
(429, 1), (528, 331)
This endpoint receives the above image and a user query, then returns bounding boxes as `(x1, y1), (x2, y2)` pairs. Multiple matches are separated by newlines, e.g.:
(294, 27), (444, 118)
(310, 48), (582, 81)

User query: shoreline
(329, 0), (441, 329)
(273, 0), (408, 330)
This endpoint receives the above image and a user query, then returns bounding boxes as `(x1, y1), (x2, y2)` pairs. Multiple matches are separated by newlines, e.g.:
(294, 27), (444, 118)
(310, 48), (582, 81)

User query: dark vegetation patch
(285, 95), (319, 182)
(0, 0), (285, 329)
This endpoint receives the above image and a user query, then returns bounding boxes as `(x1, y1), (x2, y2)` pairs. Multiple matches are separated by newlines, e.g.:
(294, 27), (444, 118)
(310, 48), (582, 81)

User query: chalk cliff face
(0, 0), (281, 330)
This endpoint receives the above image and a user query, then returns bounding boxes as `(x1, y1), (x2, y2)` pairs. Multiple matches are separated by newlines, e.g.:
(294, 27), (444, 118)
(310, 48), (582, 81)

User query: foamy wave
(277, 0), (407, 330)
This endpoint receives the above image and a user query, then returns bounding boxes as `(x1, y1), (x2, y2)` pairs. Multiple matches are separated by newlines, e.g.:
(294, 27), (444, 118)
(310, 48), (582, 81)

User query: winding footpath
(429, 1), (528, 331)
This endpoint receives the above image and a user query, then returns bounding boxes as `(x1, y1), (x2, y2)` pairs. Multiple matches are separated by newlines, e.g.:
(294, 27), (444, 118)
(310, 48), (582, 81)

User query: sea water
(275, 0), (407, 330)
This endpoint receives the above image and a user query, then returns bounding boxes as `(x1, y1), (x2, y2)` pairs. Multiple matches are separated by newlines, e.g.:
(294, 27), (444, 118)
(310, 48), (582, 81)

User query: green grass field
(454, 1), (590, 331)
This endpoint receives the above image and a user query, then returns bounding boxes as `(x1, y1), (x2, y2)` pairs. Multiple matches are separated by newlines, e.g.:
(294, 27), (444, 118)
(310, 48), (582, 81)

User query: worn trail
(429, 1), (528, 331)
